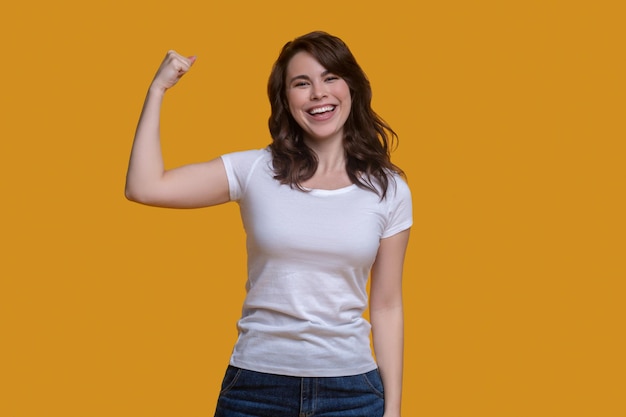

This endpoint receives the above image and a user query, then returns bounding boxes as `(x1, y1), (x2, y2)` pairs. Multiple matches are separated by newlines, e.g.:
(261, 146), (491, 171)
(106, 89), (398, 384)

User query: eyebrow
(288, 70), (331, 85)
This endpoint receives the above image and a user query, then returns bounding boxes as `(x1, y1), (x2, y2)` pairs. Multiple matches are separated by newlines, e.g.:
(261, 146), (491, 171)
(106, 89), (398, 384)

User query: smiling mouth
(308, 105), (336, 115)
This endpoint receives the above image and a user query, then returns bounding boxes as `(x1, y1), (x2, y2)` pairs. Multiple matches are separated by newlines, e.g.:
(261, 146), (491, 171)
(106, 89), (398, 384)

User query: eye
(293, 81), (310, 88)
(325, 75), (340, 82)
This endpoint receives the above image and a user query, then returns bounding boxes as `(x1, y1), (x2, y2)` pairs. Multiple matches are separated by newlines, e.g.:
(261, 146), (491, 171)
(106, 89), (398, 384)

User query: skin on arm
(125, 50), (230, 208)
(369, 228), (411, 417)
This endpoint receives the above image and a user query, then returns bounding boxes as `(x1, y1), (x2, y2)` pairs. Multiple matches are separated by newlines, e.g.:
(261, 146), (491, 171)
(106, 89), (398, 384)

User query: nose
(310, 82), (327, 100)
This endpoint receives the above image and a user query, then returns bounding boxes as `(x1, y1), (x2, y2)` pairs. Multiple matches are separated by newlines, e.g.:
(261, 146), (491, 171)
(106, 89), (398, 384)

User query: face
(285, 51), (352, 145)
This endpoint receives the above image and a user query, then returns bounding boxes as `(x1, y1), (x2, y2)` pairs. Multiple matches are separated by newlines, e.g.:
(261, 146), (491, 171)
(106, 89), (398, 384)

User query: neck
(305, 138), (346, 173)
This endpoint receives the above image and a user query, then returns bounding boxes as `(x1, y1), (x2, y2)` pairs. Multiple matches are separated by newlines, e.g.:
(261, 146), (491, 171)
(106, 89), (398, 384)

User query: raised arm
(125, 50), (230, 208)
(370, 228), (411, 417)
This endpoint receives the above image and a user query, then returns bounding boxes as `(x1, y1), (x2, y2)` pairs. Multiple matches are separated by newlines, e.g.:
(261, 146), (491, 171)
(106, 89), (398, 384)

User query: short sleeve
(381, 176), (413, 238)
(220, 148), (268, 201)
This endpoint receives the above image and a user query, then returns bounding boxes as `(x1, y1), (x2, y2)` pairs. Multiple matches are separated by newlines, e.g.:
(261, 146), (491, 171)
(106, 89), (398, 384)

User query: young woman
(126, 31), (412, 417)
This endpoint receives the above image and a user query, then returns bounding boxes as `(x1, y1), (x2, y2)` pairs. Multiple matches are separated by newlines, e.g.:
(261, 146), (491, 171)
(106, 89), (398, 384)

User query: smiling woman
(268, 32), (403, 197)
(125, 31), (412, 417)
(285, 52), (352, 155)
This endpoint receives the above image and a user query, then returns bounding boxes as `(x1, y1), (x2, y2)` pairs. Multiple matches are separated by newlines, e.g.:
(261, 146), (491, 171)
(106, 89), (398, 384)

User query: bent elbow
(124, 182), (170, 207)
(124, 187), (136, 202)
(124, 182), (146, 204)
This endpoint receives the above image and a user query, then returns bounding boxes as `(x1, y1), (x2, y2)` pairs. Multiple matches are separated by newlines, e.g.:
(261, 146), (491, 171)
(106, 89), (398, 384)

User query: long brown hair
(268, 31), (404, 198)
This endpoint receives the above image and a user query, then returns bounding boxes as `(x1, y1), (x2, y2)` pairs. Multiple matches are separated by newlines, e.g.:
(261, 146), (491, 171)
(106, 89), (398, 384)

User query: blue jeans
(214, 366), (385, 417)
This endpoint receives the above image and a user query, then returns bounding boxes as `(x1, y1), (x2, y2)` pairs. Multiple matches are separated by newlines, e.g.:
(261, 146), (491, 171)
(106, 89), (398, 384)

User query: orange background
(1, 1), (625, 416)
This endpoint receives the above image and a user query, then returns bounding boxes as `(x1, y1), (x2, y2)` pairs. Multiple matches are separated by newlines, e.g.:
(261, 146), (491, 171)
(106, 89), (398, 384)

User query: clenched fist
(151, 50), (196, 92)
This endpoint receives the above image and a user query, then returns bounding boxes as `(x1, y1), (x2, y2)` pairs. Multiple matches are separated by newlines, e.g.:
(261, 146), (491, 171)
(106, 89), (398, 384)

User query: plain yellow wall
(1, 1), (625, 416)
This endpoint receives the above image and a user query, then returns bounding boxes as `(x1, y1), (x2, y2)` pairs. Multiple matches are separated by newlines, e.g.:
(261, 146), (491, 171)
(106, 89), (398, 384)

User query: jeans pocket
(219, 366), (243, 395)
(361, 369), (385, 398)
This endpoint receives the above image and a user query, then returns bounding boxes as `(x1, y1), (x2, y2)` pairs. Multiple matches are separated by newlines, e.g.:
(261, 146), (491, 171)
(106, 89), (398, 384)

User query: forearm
(125, 85), (167, 200)
(371, 304), (404, 416)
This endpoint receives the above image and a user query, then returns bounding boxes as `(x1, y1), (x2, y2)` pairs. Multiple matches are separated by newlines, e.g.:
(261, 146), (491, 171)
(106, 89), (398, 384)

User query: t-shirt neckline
(305, 184), (358, 196)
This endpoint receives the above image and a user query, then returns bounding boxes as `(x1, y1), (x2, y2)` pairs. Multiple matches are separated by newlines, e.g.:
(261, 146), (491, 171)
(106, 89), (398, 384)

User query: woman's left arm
(370, 228), (411, 417)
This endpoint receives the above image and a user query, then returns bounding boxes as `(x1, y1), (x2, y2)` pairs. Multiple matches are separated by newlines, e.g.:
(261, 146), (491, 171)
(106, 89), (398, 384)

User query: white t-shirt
(221, 148), (412, 377)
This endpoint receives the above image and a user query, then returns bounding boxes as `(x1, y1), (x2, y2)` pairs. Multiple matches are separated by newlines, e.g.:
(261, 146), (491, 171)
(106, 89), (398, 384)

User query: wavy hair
(267, 31), (404, 198)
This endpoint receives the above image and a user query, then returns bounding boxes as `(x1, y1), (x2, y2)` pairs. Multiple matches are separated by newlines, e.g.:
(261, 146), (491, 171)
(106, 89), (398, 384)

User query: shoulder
(371, 170), (411, 201)
(383, 173), (412, 214)
(221, 147), (271, 173)
(380, 172), (413, 237)
(221, 147), (270, 165)
(221, 148), (272, 201)
(390, 173), (411, 199)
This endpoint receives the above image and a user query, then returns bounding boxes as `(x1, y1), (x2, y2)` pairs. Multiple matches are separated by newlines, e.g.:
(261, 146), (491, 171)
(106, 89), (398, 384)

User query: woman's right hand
(151, 50), (196, 92)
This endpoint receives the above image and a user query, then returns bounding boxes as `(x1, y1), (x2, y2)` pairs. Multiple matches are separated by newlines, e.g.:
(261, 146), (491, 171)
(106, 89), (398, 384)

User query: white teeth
(309, 105), (335, 115)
